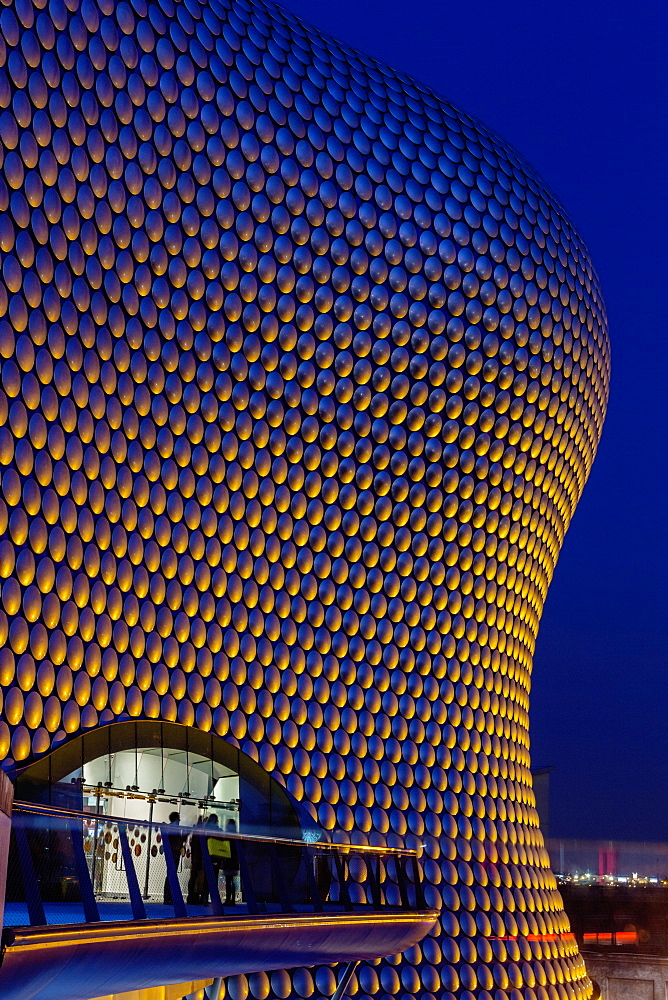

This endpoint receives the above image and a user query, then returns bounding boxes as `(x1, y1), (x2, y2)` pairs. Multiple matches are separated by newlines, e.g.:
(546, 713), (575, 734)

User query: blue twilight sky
(282, 0), (668, 841)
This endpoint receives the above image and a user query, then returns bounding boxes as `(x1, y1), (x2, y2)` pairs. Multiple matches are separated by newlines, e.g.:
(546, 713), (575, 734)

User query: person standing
(205, 814), (223, 904)
(187, 816), (206, 905)
(207, 815), (239, 905)
(163, 811), (184, 906)
(220, 819), (239, 906)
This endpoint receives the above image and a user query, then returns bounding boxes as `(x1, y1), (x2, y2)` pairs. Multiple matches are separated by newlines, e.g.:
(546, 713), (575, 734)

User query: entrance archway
(12, 722), (301, 840)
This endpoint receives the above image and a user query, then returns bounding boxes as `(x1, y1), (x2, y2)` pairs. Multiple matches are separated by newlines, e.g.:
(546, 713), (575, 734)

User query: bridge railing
(4, 802), (427, 928)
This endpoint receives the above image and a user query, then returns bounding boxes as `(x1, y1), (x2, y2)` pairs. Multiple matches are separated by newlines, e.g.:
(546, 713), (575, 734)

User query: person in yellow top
(206, 816), (239, 906)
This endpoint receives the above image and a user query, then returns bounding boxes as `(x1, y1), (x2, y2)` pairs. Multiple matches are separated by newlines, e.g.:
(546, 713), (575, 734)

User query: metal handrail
(4, 801), (429, 930)
(12, 800), (420, 856)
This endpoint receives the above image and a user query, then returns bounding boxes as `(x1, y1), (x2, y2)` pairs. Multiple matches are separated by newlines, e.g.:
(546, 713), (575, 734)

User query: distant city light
(556, 873), (667, 887)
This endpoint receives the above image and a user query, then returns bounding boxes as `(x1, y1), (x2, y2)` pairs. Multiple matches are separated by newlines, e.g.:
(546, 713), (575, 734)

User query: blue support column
(67, 817), (99, 923)
(331, 961), (359, 1000)
(235, 841), (260, 915)
(269, 843), (294, 913)
(118, 823), (146, 920)
(200, 837), (224, 916)
(333, 850), (352, 911)
(303, 845), (324, 912)
(14, 824), (46, 927)
(162, 826), (187, 918)
(0, 771), (13, 937)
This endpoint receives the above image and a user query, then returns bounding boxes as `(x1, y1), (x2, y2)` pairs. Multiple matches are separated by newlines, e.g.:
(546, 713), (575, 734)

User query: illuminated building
(0, 0), (610, 998)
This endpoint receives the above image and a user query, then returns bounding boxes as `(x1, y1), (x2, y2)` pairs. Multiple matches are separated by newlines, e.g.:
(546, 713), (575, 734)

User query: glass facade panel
(63, 747), (240, 827)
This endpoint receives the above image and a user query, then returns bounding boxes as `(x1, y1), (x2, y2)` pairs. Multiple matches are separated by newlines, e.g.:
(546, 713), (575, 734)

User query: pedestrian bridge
(0, 786), (437, 1000)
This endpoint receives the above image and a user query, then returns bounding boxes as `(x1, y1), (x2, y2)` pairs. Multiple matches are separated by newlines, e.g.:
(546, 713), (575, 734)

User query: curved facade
(0, 1), (610, 999)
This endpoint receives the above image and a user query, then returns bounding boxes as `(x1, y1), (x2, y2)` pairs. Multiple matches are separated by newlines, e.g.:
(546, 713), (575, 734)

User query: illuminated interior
(13, 722), (303, 839)
(63, 746), (240, 827)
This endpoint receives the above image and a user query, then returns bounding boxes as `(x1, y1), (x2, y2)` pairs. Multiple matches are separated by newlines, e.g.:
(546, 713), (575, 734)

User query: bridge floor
(3, 899), (307, 926)
(0, 909), (439, 1000)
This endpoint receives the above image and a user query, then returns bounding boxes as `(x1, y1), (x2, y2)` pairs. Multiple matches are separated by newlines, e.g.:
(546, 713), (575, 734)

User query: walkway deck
(0, 909), (438, 1000)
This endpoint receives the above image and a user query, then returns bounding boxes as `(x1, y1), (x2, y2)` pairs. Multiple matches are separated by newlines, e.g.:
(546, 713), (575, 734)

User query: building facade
(0, 0), (610, 999)
(582, 953), (668, 1000)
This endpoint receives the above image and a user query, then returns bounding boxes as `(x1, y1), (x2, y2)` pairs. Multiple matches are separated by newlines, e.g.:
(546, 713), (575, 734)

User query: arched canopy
(11, 721), (302, 839)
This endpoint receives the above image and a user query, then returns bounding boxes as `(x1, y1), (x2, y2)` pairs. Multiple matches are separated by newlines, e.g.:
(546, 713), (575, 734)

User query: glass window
(63, 747), (240, 827)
